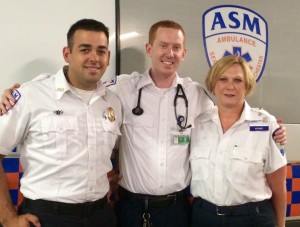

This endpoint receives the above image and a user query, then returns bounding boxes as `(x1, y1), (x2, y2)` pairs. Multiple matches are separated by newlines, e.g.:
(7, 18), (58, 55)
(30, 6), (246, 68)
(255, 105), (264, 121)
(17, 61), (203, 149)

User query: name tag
(249, 121), (269, 131)
(173, 135), (190, 144)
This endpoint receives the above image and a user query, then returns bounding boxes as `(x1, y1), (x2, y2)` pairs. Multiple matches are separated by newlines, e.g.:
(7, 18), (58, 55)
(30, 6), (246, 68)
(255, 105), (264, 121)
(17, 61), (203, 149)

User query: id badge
(173, 134), (190, 144)
(249, 120), (269, 131)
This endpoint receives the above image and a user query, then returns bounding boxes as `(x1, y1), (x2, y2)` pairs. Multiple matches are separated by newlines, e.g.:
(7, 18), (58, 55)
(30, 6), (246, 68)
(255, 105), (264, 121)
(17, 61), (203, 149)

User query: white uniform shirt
(0, 67), (122, 203)
(190, 102), (287, 206)
(109, 70), (213, 195)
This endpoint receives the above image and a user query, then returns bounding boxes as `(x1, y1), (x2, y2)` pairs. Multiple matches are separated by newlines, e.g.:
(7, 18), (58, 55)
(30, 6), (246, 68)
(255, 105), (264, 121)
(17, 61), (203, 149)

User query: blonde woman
(190, 56), (287, 227)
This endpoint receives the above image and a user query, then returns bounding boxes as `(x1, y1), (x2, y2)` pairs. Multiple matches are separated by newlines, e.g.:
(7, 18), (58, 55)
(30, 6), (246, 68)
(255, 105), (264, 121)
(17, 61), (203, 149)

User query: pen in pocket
(232, 145), (238, 155)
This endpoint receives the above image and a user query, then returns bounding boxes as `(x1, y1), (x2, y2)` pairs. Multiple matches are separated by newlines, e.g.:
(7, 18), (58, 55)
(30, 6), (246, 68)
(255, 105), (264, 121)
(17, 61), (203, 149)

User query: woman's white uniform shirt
(190, 101), (287, 206)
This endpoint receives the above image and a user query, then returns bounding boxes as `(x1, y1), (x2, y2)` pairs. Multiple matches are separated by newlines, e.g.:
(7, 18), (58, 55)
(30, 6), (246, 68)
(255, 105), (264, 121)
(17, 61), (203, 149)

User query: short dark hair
(67, 19), (109, 49)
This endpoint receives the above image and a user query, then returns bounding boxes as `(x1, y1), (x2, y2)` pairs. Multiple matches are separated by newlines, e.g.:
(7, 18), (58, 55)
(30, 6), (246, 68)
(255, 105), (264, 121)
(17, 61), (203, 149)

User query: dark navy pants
(191, 198), (276, 227)
(18, 199), (117, 227)
(115, 192), (190, 227)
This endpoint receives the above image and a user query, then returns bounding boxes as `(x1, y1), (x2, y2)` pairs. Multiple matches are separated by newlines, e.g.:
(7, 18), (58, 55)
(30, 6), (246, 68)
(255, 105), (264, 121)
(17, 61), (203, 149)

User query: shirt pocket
(190, 147), (211, 181)
(123, 112), (154, 127)
(40, 116), (78, 158)
(102, 117), (121, 149)
(229, 147), (262, 184)
(122, 112), (154, 149)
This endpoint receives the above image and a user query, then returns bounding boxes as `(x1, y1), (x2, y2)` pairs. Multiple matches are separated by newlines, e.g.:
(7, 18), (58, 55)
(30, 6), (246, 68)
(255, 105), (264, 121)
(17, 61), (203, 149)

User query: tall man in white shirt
(0, 19), (121, 227)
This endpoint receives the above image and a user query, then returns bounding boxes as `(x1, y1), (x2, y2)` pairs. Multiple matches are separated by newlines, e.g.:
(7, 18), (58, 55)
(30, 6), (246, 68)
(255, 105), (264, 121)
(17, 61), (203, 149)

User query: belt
(119, 187), (187, 208)
(194, 197), (270, 216)
(21, 197), (105, 217)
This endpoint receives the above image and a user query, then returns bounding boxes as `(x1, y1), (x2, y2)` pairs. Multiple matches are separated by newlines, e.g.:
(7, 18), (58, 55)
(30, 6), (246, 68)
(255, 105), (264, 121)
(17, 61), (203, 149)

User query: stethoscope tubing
(132, 84), (190, 130)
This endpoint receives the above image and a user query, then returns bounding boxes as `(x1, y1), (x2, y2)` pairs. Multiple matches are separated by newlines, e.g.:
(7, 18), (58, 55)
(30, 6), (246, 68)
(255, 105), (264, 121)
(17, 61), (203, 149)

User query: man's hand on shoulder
(274, 118), (287, 145)
(0, 83), (20, 116)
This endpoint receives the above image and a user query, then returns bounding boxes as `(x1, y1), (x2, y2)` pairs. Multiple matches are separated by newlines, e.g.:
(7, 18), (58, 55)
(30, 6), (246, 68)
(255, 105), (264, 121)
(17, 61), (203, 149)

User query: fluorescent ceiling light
(120, 32), (139, 40)
(109, 32), (116, 42)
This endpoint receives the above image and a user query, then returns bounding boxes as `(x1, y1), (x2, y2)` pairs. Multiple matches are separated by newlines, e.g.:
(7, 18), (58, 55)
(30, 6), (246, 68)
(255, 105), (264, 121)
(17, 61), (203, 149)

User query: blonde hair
(205, 55), (256, 96)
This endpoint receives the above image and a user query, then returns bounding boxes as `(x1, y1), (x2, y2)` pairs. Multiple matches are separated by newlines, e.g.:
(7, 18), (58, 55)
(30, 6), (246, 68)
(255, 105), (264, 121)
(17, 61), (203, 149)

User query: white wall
(0, 0), (117, 94)
(284, 124), (300, 162)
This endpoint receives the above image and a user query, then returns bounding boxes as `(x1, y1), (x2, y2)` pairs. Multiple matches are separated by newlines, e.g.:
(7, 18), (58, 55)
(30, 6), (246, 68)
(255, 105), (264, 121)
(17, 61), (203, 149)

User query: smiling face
(63, 29), (110, 90)
(146, 27), (186, 85)
(213, 63), (246, 109)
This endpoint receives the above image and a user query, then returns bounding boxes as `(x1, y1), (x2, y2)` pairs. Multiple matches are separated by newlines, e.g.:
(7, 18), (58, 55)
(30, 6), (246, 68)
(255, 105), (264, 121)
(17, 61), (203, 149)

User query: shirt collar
(93, 82), (108, 102)
(54, 67), (72, 100)
(235, 101), (264, 124)
(244, 101), (266, 121)
(54, 66), (107, 101)
(208, 101), (264, 129)
(210, 101), (250, 123)
(136, 69), (182, 90)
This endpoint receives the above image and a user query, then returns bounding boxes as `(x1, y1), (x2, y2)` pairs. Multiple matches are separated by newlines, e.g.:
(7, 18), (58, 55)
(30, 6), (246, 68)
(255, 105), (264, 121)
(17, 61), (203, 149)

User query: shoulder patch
(12, 89), (21, 104)
(103, 76), (117, 87)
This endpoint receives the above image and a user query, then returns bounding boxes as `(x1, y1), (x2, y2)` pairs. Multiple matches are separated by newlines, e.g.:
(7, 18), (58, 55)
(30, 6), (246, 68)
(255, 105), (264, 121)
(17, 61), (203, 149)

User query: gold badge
(107, 107), (115, 122)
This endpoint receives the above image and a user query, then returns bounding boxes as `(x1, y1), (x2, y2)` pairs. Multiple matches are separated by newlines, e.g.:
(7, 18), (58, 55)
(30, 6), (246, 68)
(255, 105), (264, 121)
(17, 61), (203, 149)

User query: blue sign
(203, 5), (268, 82)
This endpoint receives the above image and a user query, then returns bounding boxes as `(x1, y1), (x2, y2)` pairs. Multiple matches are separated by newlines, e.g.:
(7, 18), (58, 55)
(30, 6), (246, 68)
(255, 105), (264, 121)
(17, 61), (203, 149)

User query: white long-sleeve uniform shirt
(190, 102), (287, 206)
(0, 68), (122, 203)
(109, 70), (213, 195)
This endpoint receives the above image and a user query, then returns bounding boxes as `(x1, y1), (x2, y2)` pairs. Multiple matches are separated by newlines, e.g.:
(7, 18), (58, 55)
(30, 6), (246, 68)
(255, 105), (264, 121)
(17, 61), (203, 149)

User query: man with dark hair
(0, 19), (121, 227)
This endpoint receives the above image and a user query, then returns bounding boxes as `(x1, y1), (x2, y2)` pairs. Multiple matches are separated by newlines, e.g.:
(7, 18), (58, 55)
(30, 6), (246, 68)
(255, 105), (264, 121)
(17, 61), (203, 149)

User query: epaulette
(249, 107), (276, 123)
(31, 73), (52, 82)
(181, 76), (193, 84)
(197, 109), (213, 122)
(251, 108), (269, 117)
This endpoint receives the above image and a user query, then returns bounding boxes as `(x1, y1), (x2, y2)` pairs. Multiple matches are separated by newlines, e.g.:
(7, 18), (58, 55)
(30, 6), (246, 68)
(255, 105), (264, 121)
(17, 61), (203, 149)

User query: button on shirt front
(0, 68), (122, 203)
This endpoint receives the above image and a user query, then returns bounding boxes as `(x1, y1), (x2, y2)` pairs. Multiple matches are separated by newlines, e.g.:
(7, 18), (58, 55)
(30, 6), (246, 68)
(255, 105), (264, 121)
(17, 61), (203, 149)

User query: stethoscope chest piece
(132, 88), (144, 116)
(132, 106), (144, 116)
(177, 115), (185, 124)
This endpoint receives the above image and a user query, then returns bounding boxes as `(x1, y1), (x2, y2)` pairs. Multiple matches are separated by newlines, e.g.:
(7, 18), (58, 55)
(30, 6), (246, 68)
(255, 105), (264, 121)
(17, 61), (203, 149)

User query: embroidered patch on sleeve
(12, 90), (21, 104)
(103, 76), (117, 87)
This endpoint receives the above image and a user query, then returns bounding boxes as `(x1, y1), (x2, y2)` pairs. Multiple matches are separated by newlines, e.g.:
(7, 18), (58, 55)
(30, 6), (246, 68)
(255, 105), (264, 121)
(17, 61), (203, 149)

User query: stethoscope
(132, 84), (191, 131)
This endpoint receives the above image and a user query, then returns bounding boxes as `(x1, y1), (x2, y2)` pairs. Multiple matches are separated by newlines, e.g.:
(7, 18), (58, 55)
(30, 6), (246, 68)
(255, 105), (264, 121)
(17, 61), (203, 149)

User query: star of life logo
(12, 90), (21, 102)
(103, 76), (117, 87)
(203, 5), (268, 82)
